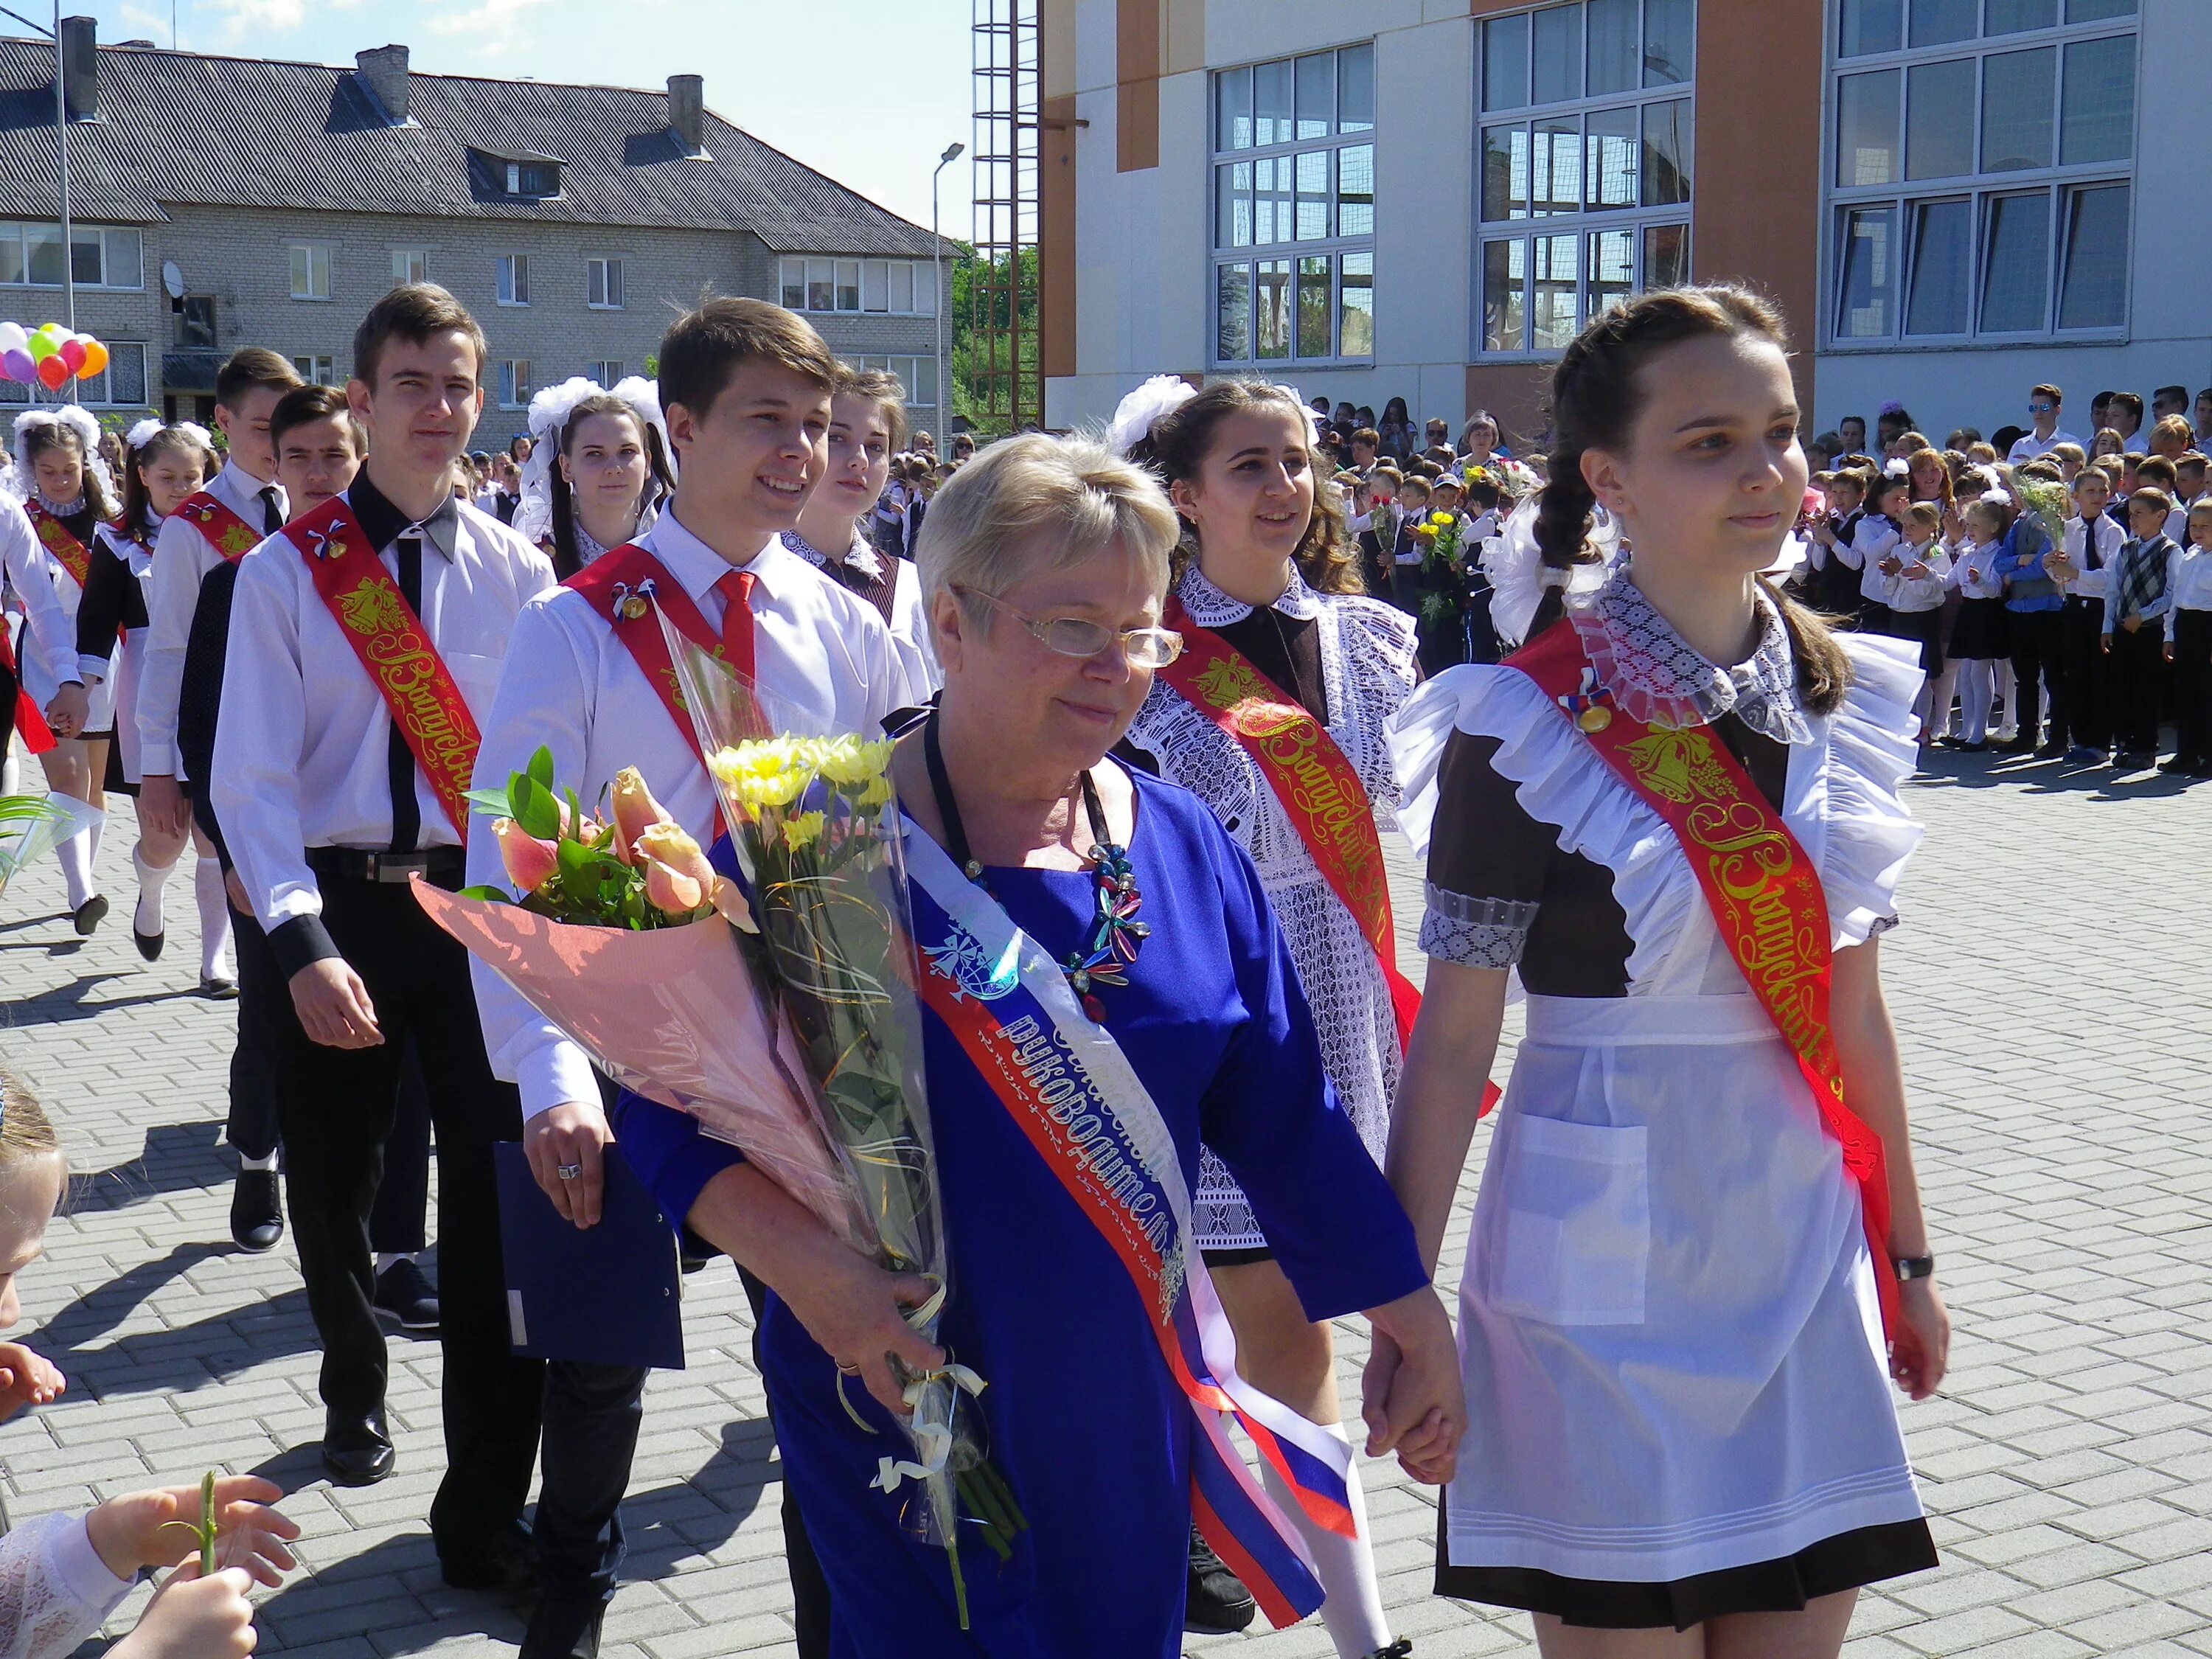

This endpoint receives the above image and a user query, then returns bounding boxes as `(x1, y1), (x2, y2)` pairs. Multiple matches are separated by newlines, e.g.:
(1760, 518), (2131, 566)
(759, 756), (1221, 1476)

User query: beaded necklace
(922, 712), (1149, 1022)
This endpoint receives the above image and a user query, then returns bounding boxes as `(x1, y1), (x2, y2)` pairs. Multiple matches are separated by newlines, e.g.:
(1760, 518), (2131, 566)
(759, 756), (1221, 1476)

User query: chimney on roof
(356, 44), (410, 124)
(58, 15), (95, 122)
(667, 73), (704, 156)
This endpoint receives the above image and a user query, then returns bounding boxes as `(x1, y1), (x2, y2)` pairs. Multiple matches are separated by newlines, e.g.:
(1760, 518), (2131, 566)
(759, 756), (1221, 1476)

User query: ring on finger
(557, 1163), (583, 1180)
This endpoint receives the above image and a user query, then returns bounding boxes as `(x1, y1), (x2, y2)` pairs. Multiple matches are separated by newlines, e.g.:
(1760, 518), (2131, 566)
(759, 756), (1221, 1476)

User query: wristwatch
(1893, 1254), (1936, 1283)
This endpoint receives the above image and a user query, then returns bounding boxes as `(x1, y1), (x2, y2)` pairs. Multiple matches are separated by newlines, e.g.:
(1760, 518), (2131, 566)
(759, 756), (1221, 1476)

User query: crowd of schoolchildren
(1311, 381), (2212, 777)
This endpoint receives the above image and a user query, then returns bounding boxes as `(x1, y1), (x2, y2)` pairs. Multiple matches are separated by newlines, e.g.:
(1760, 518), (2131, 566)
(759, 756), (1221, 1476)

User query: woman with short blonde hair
(615, 428), (1463, 1657)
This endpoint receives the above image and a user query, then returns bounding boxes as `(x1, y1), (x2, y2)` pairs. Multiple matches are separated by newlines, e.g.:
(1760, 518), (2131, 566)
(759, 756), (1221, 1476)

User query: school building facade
(1042, 0), (2207, 447)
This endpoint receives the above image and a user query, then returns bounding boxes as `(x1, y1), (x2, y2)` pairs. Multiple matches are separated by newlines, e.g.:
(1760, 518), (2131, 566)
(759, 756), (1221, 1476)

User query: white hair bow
(1107, 375), (1197, 459)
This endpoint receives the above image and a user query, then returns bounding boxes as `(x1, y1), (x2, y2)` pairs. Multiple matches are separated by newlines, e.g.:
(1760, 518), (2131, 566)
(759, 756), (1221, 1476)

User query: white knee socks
(55, 824), (97, 909)
(195, 855), (232, 979)
(1259, 1423), (1390, 1658)
(133, 844), (173, 937)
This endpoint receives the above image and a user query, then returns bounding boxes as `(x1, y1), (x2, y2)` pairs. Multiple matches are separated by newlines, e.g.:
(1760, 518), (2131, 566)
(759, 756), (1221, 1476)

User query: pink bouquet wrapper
(414, 880), (872, 1253)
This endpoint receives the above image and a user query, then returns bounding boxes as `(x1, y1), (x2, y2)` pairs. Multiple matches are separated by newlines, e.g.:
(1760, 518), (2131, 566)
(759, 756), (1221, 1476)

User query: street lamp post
(931, 140), (964, 444)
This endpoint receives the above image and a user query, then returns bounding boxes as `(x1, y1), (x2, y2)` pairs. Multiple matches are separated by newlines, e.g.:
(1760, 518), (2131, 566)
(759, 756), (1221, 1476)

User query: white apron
(1392, 625), (1930, 1585)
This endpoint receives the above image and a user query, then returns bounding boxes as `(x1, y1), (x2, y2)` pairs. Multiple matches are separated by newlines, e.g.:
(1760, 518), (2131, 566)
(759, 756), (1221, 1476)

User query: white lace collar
(782, 528), (884, 582)
(1567, 564), (1811, 745)
(1175, 559), (1322, 626)
(35, 490), (86, 518)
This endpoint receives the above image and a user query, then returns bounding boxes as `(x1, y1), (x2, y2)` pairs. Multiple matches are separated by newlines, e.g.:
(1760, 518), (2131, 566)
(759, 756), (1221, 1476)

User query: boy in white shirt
(2046, 467), (2125, 761)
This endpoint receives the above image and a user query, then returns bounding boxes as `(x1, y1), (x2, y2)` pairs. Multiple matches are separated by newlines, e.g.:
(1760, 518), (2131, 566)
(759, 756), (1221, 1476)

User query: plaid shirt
(2107, 535), (2177, 631)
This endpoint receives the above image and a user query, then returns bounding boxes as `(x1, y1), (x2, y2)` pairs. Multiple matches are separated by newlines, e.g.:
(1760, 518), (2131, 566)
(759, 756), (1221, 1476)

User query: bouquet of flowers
(414, 748), (874, 1253)
(659, 616), (1023, 1625)
(1414, 507), (1468, 631)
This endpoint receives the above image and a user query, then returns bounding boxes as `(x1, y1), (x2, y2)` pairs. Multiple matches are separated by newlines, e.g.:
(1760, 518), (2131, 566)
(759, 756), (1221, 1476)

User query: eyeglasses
(2028, 403), (2056, 415)
(955, 587), (1184, 669)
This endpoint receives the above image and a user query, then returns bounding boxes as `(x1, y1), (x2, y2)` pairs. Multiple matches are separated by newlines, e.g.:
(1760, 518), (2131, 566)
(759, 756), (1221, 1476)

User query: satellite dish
(161, 260), (184, 299)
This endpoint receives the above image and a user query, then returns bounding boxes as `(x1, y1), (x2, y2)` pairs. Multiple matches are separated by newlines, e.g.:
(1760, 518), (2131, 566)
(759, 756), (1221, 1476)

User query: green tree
(949, 244), (1039, 437)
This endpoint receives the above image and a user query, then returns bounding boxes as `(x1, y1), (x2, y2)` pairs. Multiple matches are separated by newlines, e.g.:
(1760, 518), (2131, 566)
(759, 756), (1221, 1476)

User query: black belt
(305, 846), (467, 886)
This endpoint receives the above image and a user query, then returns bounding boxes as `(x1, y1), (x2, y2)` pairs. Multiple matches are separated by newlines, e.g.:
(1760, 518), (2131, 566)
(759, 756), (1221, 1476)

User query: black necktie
(259, 487), (283, 536)
(387, 535), (423, 853)
(2086, 521), (2104, 571)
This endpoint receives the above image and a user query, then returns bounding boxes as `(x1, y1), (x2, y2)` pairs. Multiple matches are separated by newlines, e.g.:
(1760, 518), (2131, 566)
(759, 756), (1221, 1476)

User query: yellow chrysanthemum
(854, 772), (894, 810)
(779, 810), (827, 850)
(814, 734), (897, 787)
(709, 742), (812, 809)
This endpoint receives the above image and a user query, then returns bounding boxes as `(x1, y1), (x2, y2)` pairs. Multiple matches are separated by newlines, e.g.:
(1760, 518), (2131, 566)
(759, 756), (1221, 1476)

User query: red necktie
(715, 568), (757, 686)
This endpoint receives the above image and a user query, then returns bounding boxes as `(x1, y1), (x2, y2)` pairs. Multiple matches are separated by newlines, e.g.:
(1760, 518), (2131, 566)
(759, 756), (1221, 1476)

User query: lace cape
(0, 1512), (134, 1659)
(1389, 596), (1924, 990)
(1124, 563), (1419, 1247)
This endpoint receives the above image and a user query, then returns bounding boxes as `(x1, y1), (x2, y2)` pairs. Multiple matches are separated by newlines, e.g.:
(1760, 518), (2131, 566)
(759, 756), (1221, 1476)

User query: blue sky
(53, 0), (977, 236)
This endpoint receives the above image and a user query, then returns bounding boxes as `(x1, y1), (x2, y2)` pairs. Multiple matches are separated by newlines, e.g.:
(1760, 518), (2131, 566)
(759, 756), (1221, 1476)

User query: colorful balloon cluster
(0, 322), (109, 392)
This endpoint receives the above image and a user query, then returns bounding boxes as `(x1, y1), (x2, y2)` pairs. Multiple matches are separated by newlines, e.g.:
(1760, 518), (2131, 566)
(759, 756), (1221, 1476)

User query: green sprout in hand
(156, 1471), (219, 1576)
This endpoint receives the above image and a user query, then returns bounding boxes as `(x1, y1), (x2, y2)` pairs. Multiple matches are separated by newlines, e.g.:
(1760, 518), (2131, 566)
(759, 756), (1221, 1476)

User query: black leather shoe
(322, 1408), (395, 1485)
(440, 1526), (535, 1596)
(133, 924), (164, 961)
(1183, 1523), (1257, 1634)
(198, 974), (239, 1000)
(230, 1169), (284, 1252)
(72, 894), (108, 936)
(521, 1597), (605, 1659)
(372, 1258), (440, 1332)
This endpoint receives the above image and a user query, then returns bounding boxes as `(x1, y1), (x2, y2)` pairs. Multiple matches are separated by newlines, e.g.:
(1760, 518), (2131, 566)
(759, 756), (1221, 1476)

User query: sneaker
(2065, 745), (2107, 764)
(1184, 1524), (1257, 1634)
(373, 1259), (441, 1332)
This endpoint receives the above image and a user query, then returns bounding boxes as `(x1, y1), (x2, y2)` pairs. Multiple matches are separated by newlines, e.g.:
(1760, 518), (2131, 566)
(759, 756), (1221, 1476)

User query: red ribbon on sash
(0, 623), (54, 754)
(175, 490), (263, 563)
(282, 495), (481, 840)
(1158, 597), (1423, 1050)
(565, 542), (757, 831)
(1507, 620), (1903, 1344)
(23, 500), (90, 590)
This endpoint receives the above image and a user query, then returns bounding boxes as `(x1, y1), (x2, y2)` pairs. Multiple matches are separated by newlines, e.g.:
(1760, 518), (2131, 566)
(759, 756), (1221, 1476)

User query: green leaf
(515, 776), (561, 841)
(555, 835), (595, 884)
(462, 787), (512, 818)
(563, 787), (585, 841)
(527, 745), (556, 794)
(456, 883), (512, 903)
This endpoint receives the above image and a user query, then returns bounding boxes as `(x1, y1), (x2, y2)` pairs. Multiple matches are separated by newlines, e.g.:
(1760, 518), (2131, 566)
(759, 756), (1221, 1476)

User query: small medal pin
(1558, 666), (1615, 732)
(609, 577), (656, 622)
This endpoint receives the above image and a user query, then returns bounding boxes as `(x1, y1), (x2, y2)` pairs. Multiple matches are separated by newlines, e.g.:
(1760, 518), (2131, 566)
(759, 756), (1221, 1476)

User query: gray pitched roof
(0, 37), (938, 257)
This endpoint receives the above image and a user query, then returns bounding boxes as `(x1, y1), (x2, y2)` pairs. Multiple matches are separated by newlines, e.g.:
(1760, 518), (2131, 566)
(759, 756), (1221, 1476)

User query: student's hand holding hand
(0, 1342), (63, 1420)
(110, 1562), (258, 1659)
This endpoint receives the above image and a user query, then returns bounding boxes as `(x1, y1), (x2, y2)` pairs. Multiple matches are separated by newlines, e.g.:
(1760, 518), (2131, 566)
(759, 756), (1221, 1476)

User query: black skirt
(1436, 1506), (1938, 1631)
(1950, 595), (2011, 660)
(1886, 605), (1944, 678)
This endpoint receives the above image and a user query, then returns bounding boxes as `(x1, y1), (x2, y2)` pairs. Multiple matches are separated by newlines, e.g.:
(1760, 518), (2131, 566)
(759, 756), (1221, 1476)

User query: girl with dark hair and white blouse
(1119, 375), (1421, 1659)
(1382, 287), (1949, 1657)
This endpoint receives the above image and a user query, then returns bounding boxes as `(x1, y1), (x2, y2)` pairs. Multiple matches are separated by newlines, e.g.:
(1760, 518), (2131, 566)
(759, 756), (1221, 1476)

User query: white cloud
(192, 0), (307, 40)
(424, 0), (553, 49)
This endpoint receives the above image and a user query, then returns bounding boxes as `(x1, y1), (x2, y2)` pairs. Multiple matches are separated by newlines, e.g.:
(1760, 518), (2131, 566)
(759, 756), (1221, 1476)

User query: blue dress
(613, 770), (1427, 1658)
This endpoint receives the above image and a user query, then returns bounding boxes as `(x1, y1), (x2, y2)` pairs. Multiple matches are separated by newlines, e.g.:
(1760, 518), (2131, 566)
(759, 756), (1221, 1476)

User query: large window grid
(1210, 44), (1376, 367)
(0, 341), (145, 406)
(1826, 0), (2136, 347)
(779, 257), (939, 317)
(1476, 0), (1696, 359)
(0, 223), (141, 289)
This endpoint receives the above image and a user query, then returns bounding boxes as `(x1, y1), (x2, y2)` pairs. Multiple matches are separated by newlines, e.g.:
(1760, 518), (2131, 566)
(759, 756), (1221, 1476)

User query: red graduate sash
(1158, 597), (1422, 1049)
(282, 495), (481, 839)
(23, 500), (89, 591)
(564, 542), (759, 832)
(175, 490), (263, 563)
(1508, 619), (1902, 1343)
(0, 623), (54, 754)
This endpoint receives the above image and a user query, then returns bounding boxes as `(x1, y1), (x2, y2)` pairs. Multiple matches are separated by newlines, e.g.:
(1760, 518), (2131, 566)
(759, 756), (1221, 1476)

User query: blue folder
(495, 1141), (685, 1371)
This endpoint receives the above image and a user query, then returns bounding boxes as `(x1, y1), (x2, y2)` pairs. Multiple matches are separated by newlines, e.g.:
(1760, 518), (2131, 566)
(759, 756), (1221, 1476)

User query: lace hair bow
(1108, 375), (1198, 458)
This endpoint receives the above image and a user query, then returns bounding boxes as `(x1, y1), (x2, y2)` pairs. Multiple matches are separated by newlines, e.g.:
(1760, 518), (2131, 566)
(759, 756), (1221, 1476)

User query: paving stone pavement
(5, 745), (2212, 1659)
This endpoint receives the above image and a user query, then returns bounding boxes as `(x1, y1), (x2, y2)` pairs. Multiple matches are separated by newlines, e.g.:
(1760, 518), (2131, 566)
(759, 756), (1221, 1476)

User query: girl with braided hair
(1385, 287), (1948, 1654)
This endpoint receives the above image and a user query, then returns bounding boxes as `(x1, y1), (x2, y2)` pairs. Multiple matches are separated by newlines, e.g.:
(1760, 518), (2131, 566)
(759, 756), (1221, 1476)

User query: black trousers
(2053, 597), (2110, 752)
(229, 897), (429, 1252)
(736, 1265), (832, 1658)
(2008, 608), (2062, 746)
(224, 902), (283, 1161)
(2173, 611), (2212, 765)
(2107, 622), (2168, 757)
(272, 871), (644, 1595)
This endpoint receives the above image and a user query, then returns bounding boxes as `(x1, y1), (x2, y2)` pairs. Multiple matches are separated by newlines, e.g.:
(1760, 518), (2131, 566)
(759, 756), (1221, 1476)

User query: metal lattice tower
(970, 0), (1040, 432)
